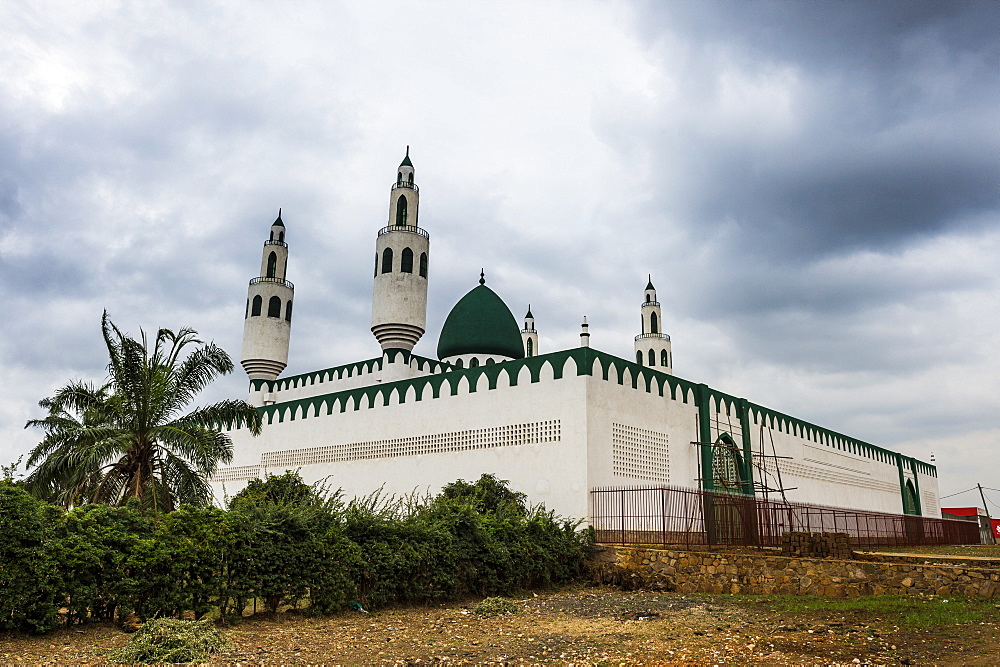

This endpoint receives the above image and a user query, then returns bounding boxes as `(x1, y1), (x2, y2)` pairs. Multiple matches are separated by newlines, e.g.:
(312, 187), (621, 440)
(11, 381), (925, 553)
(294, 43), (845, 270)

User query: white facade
(213, 345), (940, 521)
(215, 151), (941, 523)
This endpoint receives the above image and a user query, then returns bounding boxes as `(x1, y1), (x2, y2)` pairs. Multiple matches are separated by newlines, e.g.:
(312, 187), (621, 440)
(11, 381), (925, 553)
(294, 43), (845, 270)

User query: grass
(472, 596), (521, 617)
(106, 618), (233, 664)
(754, 595), (1000, 630)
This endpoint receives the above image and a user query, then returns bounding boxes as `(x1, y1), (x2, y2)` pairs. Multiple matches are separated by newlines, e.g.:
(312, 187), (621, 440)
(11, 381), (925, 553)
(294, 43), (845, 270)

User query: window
(268, 296), (281, 318)
(374, 253), (378, 277)
(278, 231), (284, 243)
(398, 171), (403, 184)
(419, 252), (428, 278)
(486, 358), (495, 365)
(646, 294), (651, 303)
(407, 172), (413, 184)
(251, 295), (262, 316)
(401, 247), (413, 273)
(650, 311), (658, 334)
(395, 195), (407, 226)
(285, 300), (293, 322)
(661, 350), (668, 366)
(636, 351), (643, 365)
(712, 433), (745, 494)
(455, 359), (464, 369)
(470, 358), (480, 368)
(245, 299), (249, 319)
(382, 247), (393, 274)
(526, 338), (533, 357)
(648, 349), (655, 366)
(266, 252), (277, 278)
(903, 479), (919, 515)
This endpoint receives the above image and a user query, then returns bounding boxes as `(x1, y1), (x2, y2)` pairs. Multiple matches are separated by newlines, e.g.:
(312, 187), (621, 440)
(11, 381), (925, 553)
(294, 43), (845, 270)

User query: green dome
(437, 284), (525, 360)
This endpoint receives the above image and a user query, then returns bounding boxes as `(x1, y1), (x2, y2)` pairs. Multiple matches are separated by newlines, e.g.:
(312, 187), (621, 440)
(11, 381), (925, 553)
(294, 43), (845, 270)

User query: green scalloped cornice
(239, 346), (936, 477)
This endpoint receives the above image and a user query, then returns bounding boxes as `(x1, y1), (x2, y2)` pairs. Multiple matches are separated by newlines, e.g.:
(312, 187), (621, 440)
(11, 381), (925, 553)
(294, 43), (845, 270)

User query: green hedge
(0, 474), (590, 633)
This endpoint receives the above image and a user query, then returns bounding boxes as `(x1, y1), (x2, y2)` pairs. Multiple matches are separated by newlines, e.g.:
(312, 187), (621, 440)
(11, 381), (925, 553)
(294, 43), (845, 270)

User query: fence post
(620, 489), (626, 545)
(660, 487), (667, 546)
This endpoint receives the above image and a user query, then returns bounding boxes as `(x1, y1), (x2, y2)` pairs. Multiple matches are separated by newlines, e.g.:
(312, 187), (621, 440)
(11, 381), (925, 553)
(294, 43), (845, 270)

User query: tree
(24, 311), (262, 510)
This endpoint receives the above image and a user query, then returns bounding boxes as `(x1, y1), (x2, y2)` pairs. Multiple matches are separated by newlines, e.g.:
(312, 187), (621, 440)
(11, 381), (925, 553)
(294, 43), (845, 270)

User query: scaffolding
(692, 411), (795, 500)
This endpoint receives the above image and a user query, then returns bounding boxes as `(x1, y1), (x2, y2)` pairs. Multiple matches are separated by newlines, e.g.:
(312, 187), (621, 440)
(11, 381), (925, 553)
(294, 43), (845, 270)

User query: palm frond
(24, 312), (253, 510)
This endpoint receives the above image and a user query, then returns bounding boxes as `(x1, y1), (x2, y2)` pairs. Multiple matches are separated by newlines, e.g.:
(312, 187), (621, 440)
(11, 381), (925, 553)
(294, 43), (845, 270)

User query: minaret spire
(521, 303), (538, 357)
(241, 211), (294, 382)
(634, 276), (672, 373)
(371, 148), (430, 352)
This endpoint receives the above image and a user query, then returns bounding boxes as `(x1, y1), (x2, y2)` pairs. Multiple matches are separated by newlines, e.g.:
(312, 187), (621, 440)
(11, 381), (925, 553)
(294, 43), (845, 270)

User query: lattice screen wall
(612, 423), (669, 482)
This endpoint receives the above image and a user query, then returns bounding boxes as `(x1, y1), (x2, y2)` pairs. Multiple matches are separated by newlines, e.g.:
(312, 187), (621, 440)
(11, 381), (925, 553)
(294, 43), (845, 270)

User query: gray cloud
(0, 0), (996, 499)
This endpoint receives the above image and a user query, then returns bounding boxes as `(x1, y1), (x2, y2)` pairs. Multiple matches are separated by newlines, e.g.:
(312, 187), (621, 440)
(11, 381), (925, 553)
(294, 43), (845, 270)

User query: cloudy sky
(1, 1), (997, 508)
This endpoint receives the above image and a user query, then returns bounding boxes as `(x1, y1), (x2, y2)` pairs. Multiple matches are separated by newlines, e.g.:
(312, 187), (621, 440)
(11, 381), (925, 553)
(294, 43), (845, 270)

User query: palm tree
(24, 311), (262, 510)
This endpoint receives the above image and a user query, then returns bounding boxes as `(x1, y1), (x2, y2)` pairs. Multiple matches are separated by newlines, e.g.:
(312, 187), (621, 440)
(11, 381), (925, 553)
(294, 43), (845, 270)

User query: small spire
(479, 269), (485, 285)
(525, 304), (533, 319)
(400, 146), (414, 168)
(580, 315), (590, 347)
(272, 208), (284, 227)
(645, 274), (655, 291)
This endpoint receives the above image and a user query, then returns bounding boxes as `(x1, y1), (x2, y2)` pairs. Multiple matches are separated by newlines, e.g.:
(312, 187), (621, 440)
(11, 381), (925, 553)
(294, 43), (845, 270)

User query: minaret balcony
(391, 181), (419, 193)
(640, 301), (660, 307)
(635, 332), (670, 341)
(250, 276), (294, 289)
(378, 224), (429, 238)
(264, 240), (288, 248)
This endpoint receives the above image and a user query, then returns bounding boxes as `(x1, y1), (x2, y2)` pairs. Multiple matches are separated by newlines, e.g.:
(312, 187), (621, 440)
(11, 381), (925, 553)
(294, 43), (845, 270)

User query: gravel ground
(1, 585), (998, 665)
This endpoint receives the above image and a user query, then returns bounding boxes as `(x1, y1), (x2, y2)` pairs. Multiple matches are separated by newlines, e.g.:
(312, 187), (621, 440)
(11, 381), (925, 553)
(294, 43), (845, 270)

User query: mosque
(211, 150), (940, 522)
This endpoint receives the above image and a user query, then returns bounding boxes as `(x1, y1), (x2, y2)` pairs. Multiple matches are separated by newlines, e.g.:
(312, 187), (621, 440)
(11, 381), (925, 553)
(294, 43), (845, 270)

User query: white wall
(215, 348), (939, 524)
(214, 361), (591, 519)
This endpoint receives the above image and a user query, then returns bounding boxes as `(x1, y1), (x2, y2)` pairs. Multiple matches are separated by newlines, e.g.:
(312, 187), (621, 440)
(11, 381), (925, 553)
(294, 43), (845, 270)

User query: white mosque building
(212, 150), (940, 523)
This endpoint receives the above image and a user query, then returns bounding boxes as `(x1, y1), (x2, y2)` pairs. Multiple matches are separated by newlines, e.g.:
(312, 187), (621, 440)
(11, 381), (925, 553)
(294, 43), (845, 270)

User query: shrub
(2, 473), (590, 630)
(0, 482), (61, 633)
(107, 618), (233, 664)
(473, 596), (520, 616)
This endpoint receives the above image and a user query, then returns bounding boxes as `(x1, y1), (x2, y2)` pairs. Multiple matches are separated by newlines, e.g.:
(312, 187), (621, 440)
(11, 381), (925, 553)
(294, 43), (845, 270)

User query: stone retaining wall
(590, 545), (999, 598)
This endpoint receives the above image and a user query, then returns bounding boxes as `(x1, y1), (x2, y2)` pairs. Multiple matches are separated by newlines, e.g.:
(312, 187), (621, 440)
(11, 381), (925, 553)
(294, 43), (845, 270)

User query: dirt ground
(2, 585), (998, 665)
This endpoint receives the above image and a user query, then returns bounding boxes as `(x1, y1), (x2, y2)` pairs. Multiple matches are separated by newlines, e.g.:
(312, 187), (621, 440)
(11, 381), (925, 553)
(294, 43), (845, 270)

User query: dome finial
(479, 269), (485, 285)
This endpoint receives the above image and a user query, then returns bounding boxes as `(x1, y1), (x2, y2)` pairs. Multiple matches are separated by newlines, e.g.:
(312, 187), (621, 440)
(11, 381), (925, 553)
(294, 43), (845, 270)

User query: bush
(107, 618), (233, 664)
(473, 596), (520, 616)
(0, 482), (61, 633)
(4, 474), (590, 631)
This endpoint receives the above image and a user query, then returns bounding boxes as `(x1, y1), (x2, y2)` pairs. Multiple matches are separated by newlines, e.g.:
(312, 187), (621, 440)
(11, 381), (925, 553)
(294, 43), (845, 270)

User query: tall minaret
(371, 147), (430, 351)
(634, 276), (672, 373)
(241, 210), (294, 380)
(521, 306), (539, 357)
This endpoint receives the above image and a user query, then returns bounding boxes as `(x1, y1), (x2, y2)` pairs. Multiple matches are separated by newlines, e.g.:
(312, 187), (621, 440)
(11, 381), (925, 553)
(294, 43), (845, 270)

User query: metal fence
(590, 485), (981, 548)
